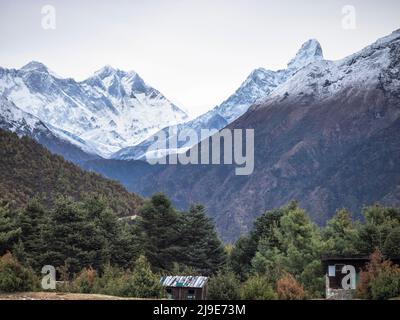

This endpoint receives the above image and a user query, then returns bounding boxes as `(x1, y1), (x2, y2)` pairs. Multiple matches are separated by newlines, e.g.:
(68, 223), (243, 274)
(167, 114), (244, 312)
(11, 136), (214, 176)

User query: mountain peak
(94, 65), (140, 81)
(250, 67), (273, 77)
(287, 39), (324, 70)
(95, 65), (119, 78)
(21, 61), (49, 73)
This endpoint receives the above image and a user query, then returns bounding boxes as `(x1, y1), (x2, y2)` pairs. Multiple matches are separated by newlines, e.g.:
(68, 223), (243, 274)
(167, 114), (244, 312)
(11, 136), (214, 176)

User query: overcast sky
(1, 0), (399, 116)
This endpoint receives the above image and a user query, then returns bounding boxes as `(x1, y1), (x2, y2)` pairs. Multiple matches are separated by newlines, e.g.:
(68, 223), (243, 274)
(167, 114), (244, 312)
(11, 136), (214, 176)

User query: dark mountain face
(36, 133), (101, 164)
(83, 31), (400, 243)
(94, 91), (398, 243)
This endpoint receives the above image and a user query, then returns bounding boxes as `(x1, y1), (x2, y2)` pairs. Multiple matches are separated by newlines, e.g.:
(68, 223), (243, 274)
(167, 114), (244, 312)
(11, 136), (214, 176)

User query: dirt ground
(0, 292), (139, 300)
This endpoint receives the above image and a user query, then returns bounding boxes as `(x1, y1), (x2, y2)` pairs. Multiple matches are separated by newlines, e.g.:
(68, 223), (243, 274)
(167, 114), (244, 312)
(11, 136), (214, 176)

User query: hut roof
(160, 276), (208, 288)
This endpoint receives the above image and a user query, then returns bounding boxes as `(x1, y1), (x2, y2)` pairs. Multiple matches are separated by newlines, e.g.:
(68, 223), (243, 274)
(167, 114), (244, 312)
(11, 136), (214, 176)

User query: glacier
(0, 62), (188, 158)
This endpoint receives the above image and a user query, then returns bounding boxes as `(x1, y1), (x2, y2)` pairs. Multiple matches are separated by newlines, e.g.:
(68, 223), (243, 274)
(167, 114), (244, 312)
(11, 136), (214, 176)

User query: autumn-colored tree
(356, 249), (400, 300)
(72, 267), (98, 293)
(0, 252), (37, 292)
(277, 272), (306, 300)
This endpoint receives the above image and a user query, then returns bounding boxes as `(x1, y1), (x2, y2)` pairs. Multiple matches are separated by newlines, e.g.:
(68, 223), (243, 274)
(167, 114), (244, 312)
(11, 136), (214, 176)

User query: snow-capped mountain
(0, 95), (49, 137)
(262, 31), (400, 105)
(0, 62), (188, 158)
(0, 95), (100, 162)
(114, 39), (324, 160)
(99, 29), (400, 242)
(215, 39), (323, 122)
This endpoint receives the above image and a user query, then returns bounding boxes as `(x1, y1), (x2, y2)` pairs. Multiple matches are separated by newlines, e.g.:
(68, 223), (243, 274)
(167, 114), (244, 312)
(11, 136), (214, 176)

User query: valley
(1, 30), (400, 243)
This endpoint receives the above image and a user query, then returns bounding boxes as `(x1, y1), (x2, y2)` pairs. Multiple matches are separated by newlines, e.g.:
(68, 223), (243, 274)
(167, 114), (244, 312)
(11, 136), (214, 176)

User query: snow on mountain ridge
(287, 39), (323, 70)
(262, 30), (400, 106)
(0, 63), (189, 158)
(0, 95), (99, 156)
(113, 38), (326, 160)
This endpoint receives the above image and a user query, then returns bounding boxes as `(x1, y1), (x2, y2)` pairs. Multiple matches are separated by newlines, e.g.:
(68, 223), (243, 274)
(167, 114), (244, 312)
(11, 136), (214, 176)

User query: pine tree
(82, 197), (141, 269)
(138, 193), (181, 272)
(17, 200), (48, 270)
(122, 255), (164, 298)
(322, 209), (359, 256)
(229, 205), (286, 280)
(180, 204), (226, 275)
(251, 202), (324, 297)
(0, 203), (20, 256)
(43, 197), (106, 275)
(355, 205), (400, 255)
(383, 227), (400, 257)
(208, 269), (241, 300)
(229, 235), (257, 280)
(110, 222), (141, 269)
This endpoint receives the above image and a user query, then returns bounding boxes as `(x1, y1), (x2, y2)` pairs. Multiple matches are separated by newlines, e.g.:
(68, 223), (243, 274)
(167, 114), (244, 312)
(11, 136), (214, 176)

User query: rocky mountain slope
(114, 39), (324, 160)
(85, 30), (400, 242)
(0, 63), (188, 158)
(0, 96), (100, 163)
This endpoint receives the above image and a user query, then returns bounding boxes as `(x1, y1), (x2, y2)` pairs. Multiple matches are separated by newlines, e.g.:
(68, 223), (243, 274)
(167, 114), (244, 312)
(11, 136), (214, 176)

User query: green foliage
(170, 262), (202, 276)
(2, 142), (400, 303)
(383, 227), (400, 257)
(370, 267), (400, 300)
(356, 250), (400, 300)
(91, 264), (126, 296)
(0, 252), (37, 293)
(120, 256), (164, 298)
(139, 193), (181, 272)
(180, 205), (226, 275)
(0, 203), (21, 256)
(323, 209), (359, 256)
(229, 206), (285, 281)
(83, 197), (140, 268)
(240, 275), (277, 300)
(250, 202), (324, 297)
(16, 200), (48, 270)
(355, 205), (400, 255)
(71, 257), (163, 299)
(71, 267), (98, 294)
(229, 236), (257, 280)
(33, 197), (140, 276)
(43, 197), (107, 275)
(208, 269), (241, 300)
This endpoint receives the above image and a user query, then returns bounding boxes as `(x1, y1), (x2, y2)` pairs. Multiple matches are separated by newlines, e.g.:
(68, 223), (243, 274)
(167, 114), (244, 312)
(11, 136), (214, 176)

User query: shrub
(120, 256), (164, 298)
(356, 249), (400, 300)
(0, 252), (37, 292)
(208, 269), (241, 300)
(78, 258), (164, 299)
(241, 275), (277, 300)
(370, 267), (400, 300)
(277, 272), (306, 300)
(72, 267), (98, 294)
(383, 227), (400, 257)
(92, 264), (126, 296)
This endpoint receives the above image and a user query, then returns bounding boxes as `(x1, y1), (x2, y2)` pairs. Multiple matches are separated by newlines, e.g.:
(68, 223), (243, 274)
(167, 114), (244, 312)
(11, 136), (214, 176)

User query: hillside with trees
(0, 129), (142, 216)
(0, 129), (399, 300)
(1, 190), (400, 299)
(0, 194), (227, 298)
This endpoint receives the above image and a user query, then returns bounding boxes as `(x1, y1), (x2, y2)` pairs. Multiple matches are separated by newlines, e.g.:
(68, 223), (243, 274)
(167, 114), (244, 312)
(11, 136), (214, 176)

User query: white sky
(1, 0), (400, 116)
